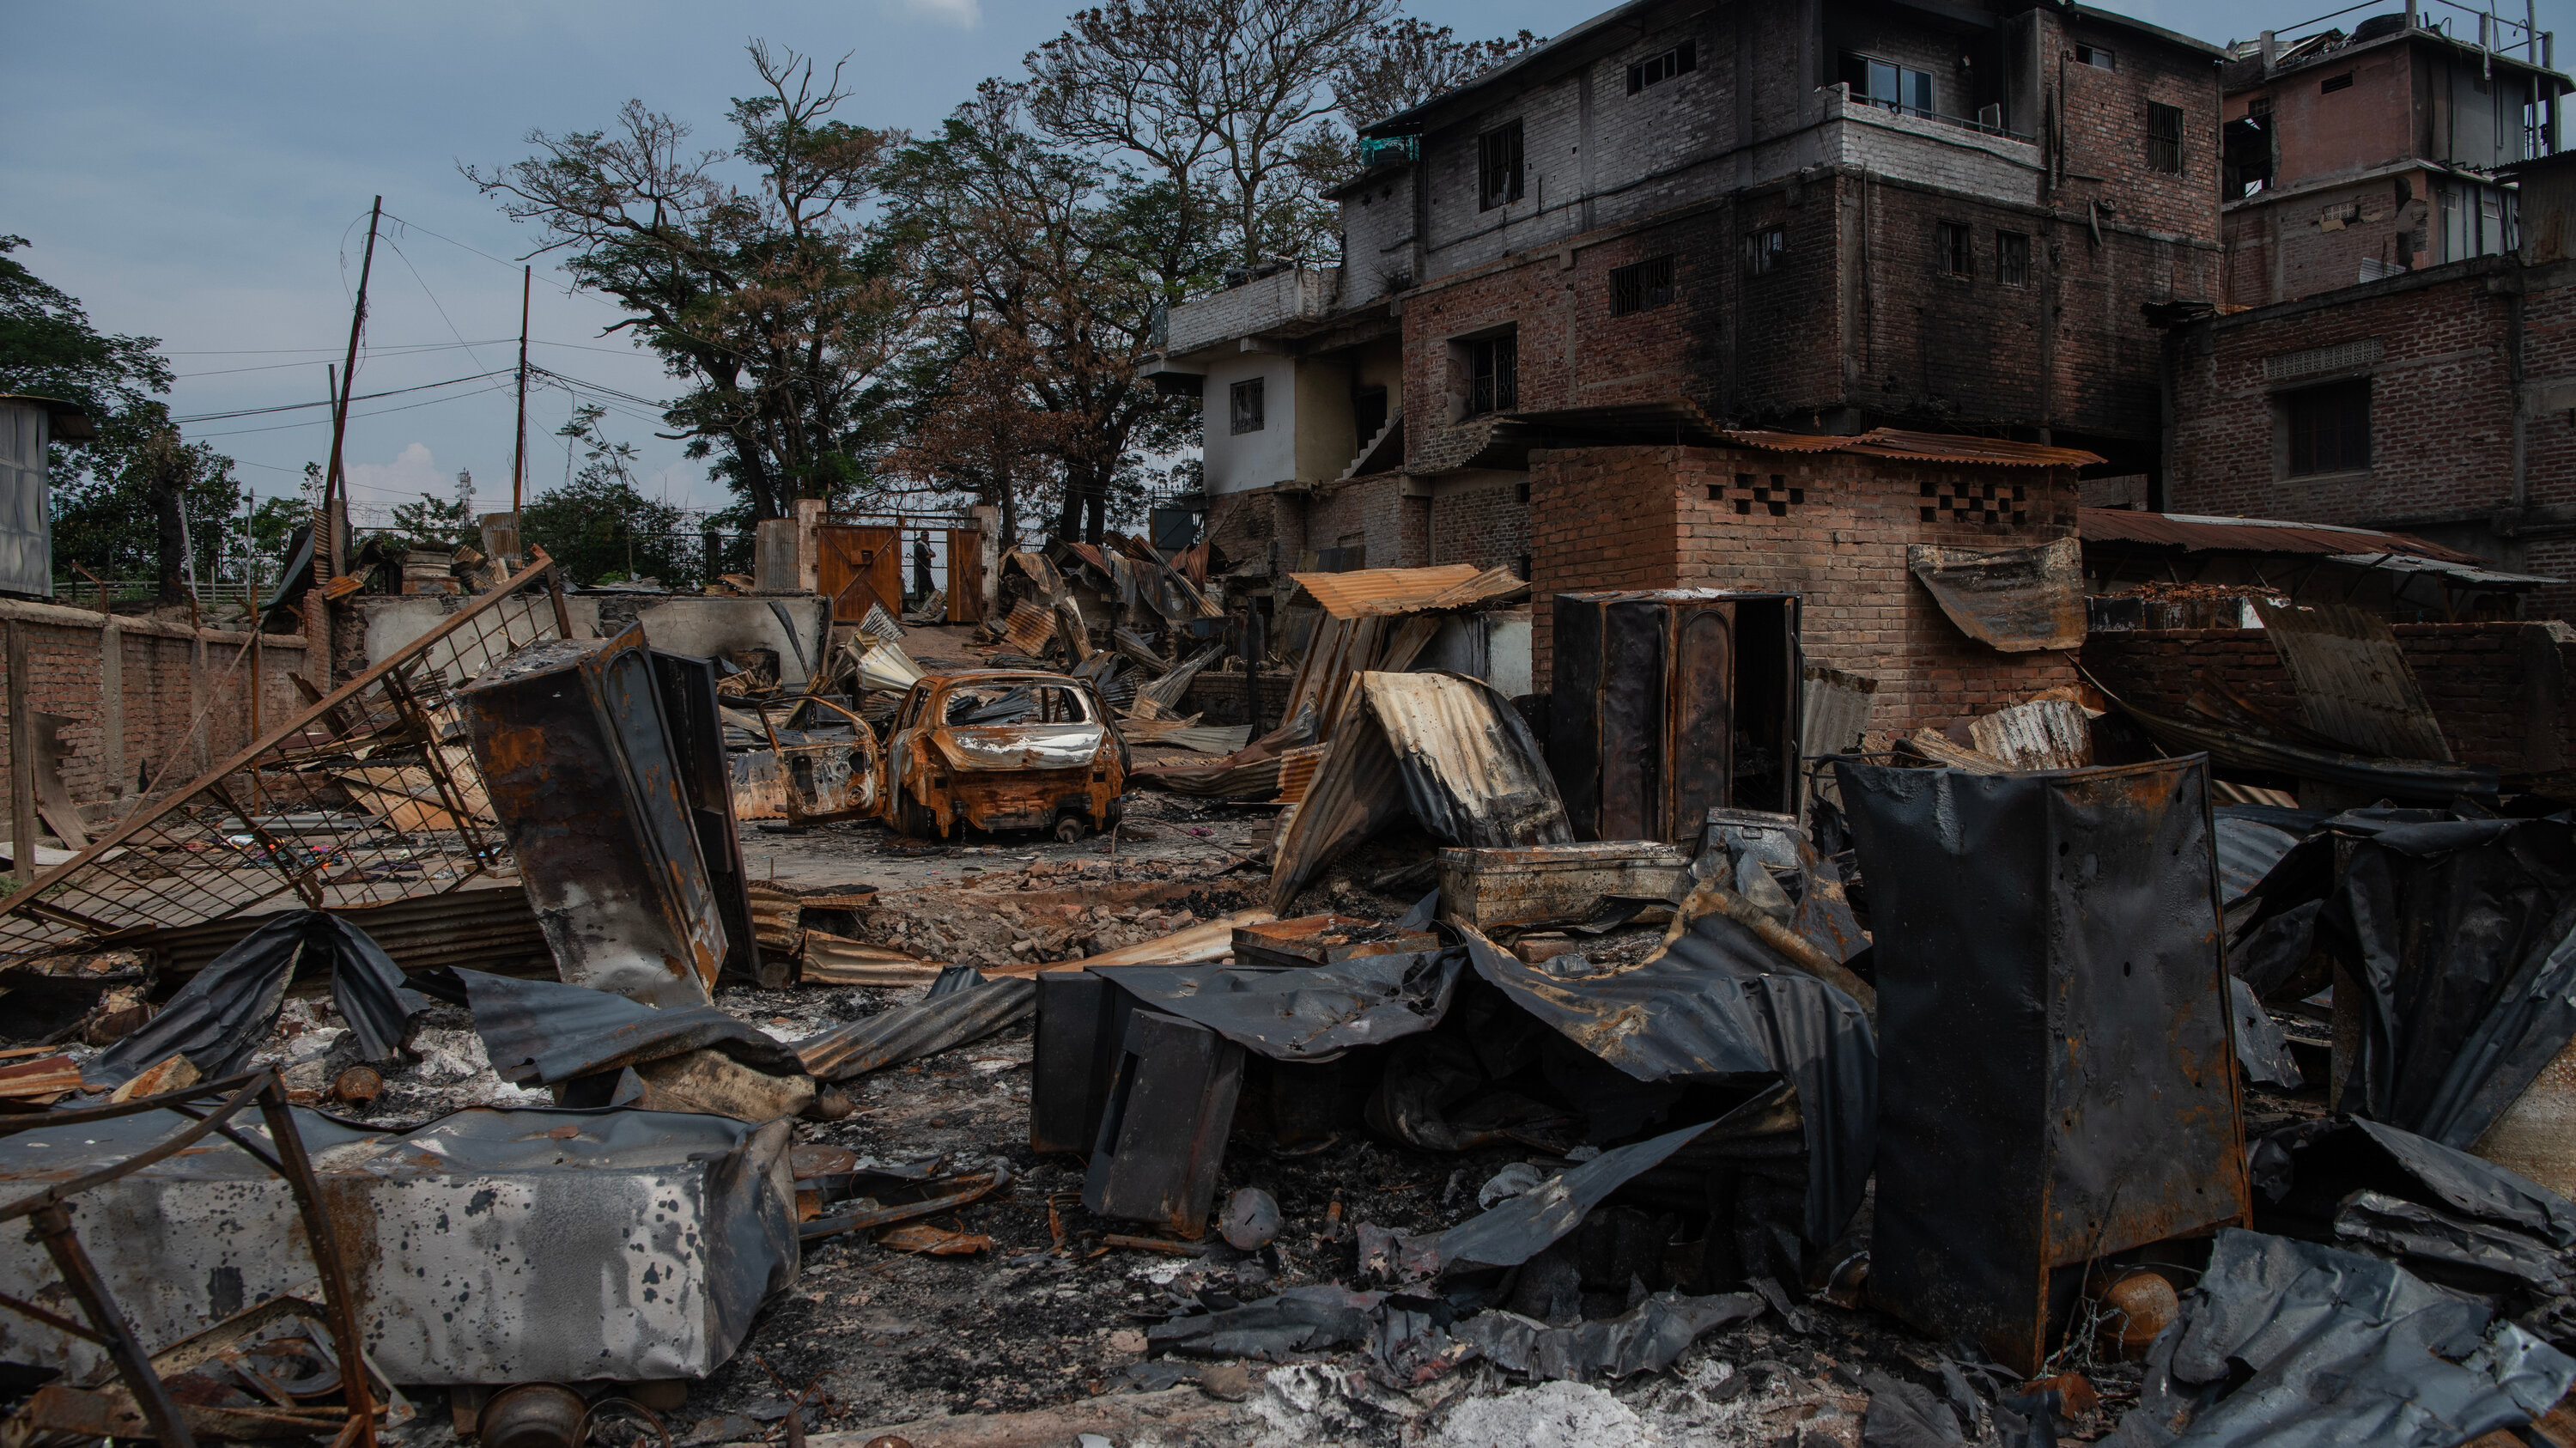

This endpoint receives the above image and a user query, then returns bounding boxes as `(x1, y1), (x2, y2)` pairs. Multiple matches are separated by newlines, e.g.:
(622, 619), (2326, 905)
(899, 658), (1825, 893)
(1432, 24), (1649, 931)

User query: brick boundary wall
(1530, 444), (2081, 735)
(2081, 622), (2573, 776)
(0, 599), (312, 817)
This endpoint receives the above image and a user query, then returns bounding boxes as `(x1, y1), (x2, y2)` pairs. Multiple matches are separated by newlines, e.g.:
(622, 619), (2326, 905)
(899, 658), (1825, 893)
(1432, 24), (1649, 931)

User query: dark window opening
(2075, 44), (2117, 70)
(1838, 52), (1934, 117)
(2148, 101), (2184, 173)
(1997, 230), (2031, 286)
(2225, 102), (2273, 197)
(2285, 379), (2371, 475)
(1229, 378), (1265, 435)
(1352, 384), (1388, 453)
(2321, 71), (2355, 94)
(1479, 121), (1524, 210)
(1747, 226), (1785, 275)
(1627, 40), (1697, 94)
(1610, 255), (1677, 314)
(1468, 334), (1518, 415)
(1515, 481), (1530, 503)
(1937, 222), (1973, 277)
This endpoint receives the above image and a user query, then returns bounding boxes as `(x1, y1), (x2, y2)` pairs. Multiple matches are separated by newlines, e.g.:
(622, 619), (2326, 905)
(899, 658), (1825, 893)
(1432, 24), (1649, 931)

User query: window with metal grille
(1229, 378), (1265, 435)
(1479, 121), (1524, 210)
(1997, 230), (2030, 286)
(1627, 40), (1696, 94)
(2148, 101), (2184, 173)
(1936, 222), (1973, 277)
(2321, 71), (2354, 94)
(1467, 335), (1518, 415)
(1838, 52), (1934, 117)
(2284, 379), (2370, 475)
(1610, 255), (1676, 315)
(1747, 226), (1785, 275)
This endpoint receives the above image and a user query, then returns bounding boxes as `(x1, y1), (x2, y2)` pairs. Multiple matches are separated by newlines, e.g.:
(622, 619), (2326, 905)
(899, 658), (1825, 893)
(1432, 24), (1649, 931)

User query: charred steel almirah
(1548, 590), (1801, 843)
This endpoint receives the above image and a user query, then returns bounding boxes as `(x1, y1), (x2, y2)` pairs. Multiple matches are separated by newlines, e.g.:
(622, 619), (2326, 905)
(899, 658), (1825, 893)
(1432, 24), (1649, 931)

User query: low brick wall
(2081, 622), (2573, 776)
(0, 599), (313, 814)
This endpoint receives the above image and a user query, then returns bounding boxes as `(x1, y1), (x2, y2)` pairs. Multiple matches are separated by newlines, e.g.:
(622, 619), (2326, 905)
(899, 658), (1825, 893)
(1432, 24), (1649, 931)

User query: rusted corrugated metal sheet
(2251, 601), (2454, 762)
(1723, 429), (2105, 467)
(1909, 536), (2086, 652)
(1964, 698), (2093, 770)
(2081, 508), (2489, 564)
(129, 884), (551, 980)
(1289, 564), (1526, 620)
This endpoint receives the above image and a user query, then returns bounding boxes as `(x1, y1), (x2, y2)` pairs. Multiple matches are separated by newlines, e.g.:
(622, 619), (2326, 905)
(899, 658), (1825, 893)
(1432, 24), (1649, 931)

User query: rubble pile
(0, 556), (2568, 1448)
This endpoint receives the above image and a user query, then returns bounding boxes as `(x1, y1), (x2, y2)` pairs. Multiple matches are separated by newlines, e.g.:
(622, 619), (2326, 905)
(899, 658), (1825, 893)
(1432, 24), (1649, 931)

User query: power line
(184, 380), (514, 436)
(163, 340), (513, 356)
(382, 236), (495, 374)
(172, 369), (513, 424)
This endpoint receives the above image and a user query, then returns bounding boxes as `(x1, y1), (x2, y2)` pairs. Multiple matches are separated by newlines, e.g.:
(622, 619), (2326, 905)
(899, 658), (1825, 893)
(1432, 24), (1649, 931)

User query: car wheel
(899, 797), (941, 840)
(1053, 813), (1090, 844)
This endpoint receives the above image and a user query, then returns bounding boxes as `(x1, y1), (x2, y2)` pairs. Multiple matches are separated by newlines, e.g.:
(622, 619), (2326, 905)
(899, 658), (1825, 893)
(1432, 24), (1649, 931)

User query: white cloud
(897, 0), (981, 27)
(346, 442), (453, 508)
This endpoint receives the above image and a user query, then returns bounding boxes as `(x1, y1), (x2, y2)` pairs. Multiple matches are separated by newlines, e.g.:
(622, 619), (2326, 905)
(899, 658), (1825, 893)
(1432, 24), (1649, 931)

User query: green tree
(466, 45), (918, 523)
(382, 468), (480, 554)
(522, 405), (694, 586)
(0, 236), (240, 595)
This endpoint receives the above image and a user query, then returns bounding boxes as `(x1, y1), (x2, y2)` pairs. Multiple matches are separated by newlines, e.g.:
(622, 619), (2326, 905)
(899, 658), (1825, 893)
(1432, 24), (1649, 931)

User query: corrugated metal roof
(1290, 564), (1527, 619)
(1722, 429), (2106, 467)
(2081, 508), (2486, 563)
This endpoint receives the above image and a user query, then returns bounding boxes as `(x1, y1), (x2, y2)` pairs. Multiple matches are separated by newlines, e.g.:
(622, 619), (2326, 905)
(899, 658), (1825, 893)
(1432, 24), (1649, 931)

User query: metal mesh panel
(0, 554), (576, 963)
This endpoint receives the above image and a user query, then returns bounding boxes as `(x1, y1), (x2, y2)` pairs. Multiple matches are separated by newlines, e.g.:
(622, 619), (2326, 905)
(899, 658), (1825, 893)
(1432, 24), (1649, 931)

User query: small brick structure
(0, 599), (313, 818)
(1528, 440), (2084, 735)
(2083, 622), (2574, 778)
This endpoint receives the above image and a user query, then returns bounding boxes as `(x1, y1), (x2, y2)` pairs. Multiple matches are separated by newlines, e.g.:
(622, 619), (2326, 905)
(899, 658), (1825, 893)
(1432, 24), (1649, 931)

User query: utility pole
(317, 196), (382, 590)
(512, 264), (530, 564)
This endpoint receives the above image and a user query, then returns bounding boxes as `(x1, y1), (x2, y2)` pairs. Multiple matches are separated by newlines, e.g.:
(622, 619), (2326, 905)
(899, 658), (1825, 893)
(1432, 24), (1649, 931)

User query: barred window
(1479, 121), (1524, 210)
(1996, 230), (2031, 287)
(1229, 378), (1265, 435)
(1467, 335), (1518, 415)
(1610, 255), (1677, 315)
(1936, 222), (1973, 277)
(2285, 380), (2370, 475)
(1747, 226), (1785, 275)
(2148, 101), (2184, 173)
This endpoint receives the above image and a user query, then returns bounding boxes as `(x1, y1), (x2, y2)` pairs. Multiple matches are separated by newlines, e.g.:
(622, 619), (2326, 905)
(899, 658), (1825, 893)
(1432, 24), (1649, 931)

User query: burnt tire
(1053, 813), (1091, 844)
(898, 797), (942, 840)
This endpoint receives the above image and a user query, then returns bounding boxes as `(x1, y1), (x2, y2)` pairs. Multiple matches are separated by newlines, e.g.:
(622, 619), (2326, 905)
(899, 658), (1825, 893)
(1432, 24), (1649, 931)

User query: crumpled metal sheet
(795, 976), (1036, 1080)
(2105, 1230), (2574, 1448)
(1269, 671), (1570, 911)
(455, 967), (806, 1086)
(2322, 815), (2576, 1148)
(2089, 682), (2498, 800)
(1907, 536), (2084, 652)
(88, 910), (427, 1089)
(1097, 950), (1464, 1063)
(1457, 1291), (1764, 1381)
(1432, 1121), (1713, 1273)
(0, 1106), (799, 1386)
(2252, 600), (2455, 762)
(1146, 1284), (1388, 1361)
(2228, 976), (2306, 1089)
(1467, 928), (1876, 1248)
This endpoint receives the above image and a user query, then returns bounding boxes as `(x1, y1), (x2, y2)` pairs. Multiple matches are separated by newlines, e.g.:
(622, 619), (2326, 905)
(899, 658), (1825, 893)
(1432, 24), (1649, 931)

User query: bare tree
(1027, 0), (1391, 271)
(1336, 18), (1544, 131)
(465, 45), (918, 521)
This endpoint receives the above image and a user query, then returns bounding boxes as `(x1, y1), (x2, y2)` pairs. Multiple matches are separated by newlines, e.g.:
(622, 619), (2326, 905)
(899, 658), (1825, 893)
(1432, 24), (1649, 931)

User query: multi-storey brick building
(2164, 146), (2576, 622)
(2215, 8), (2567, 309)
(1145, 0), (2227, 593)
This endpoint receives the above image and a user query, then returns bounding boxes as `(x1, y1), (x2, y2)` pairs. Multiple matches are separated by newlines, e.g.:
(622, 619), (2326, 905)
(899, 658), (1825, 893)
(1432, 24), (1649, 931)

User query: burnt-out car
(883, 670), (1127, 841)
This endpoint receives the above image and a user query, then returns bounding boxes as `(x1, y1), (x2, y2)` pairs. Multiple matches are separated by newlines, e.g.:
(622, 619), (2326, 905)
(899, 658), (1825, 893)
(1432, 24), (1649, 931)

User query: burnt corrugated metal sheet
(2252, 601), (2456, 761)
(1722, 429), (2105, 467)
(2081, 508), (2488, 564)
(1909, 537), (2086, 653)
(1289, 565), (1527, 620)
(131, 884), (551, 979)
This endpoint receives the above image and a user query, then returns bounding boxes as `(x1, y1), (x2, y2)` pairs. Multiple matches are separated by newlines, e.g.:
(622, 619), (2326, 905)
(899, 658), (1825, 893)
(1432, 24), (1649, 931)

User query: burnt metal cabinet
(647, 649), (769, 986)
(1836, 756), (2251, 1375)
(460, 626), (732, 1009)
(1549, 591), (1801, 843)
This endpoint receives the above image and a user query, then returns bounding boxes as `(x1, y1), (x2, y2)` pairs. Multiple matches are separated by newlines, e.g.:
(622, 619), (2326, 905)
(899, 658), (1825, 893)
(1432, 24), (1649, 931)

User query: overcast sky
(6, 0), (2560, 525)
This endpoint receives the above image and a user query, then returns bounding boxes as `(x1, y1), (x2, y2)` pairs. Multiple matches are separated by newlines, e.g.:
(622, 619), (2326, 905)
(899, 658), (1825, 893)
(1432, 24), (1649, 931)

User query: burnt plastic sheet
(2323, 815), (2576, 1147)
(1837, 757), (2250, 1375)
(1467, 927), (1876, 1247)
(88, 910), (425, 1088)
(1431, 1121), (1715, 1274)
(1095, 951), (1464, 1062)
(2248, 1116), (2576, 1340)
(2229, 977), (2306, 1089)
(455, 968), (805, 1086)
(795, 976), (1036, 1080)
(1147, 1285), (1388, 1361)
(1457, 1291), (1764, 1381)
(2105, 1230), (2575, 1448)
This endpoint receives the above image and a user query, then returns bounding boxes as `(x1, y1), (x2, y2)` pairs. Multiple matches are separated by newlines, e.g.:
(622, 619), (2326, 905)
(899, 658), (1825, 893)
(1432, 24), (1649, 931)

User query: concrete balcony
(1162, 265), (1343, 357)
(1748, 86), (2045, 206)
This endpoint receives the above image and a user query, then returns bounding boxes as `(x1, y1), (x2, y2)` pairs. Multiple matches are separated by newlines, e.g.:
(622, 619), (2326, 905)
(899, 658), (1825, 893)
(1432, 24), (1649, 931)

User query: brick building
(2215, 9), (2567, 309)
(1150, 0), (2228, 593)
(1528, 430), (2088, 734)
(2163, 148), (2576, 621)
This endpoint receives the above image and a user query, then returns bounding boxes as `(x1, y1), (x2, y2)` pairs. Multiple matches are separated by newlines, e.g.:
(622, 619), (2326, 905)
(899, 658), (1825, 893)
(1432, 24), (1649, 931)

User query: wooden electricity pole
(512, 264), (530, 558)
(316, 196), (382, 589)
